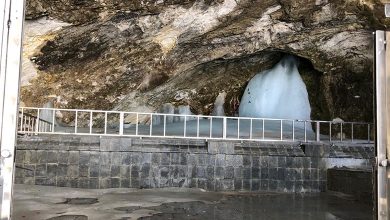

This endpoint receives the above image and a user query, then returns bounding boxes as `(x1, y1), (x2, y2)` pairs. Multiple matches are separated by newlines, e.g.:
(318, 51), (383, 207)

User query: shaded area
(119, 194), (372, 220)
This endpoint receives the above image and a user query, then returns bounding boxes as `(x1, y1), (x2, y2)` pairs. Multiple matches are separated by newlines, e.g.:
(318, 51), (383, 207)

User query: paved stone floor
(11, 184), (372, 220)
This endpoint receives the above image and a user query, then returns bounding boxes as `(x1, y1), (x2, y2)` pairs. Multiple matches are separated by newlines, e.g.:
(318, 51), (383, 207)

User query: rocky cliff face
(21, 0), (389, 123)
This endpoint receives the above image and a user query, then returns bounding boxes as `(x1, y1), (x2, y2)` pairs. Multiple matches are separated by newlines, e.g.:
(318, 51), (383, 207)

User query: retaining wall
(15, 135), (374, 192)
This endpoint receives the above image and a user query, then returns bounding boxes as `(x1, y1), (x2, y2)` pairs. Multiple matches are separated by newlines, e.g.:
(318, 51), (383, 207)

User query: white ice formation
(239, 56), (311, 122)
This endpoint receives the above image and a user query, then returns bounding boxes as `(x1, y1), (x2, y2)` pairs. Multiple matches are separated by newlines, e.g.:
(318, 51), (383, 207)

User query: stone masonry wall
(15, 135), (374, 192)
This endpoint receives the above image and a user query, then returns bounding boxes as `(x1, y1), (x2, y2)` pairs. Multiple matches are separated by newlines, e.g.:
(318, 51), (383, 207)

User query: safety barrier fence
(18, 107), (373, 143)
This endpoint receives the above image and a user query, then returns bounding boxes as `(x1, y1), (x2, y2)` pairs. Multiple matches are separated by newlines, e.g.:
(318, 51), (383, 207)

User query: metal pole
(197, 116), (199, 138)
(75, 110), (78, 134)
(89, 111), (93, 134)
(262, 119), (265, 140)
(375, 30), (389, 220)
(316, 122), (320, 142)
(304, 121), (307, 142)
(150, 113), (152, 136)
(119, 112), (124, 135)
(351, 123), (354, 142)
(0, 0), (25, 217)
(104, 112), (107, 135)
(184, 115), (187, 137)
(292, 120), (295, 141)
(280, 120), (283, 141)
(135, 113), (138, 136)
(210, 117), (212, 138)
(163, 115), (166, 137)
(223, 117), (227, 139)
(340, 123), (343, 142)
(237, 118), (240, 139)
(249, 119), (252, 140)
(35, 109), (40, 133)
(329, 122), (332, 142)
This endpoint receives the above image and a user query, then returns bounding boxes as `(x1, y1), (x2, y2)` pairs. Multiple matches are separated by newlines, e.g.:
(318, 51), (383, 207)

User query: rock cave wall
(20, 0), (388, 124)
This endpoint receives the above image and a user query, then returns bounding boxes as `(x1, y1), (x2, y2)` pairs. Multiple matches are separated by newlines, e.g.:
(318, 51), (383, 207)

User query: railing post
(316, 121), (320, 142)
(104, 112), (107, 135)
(249, 119), (252, 140)
(119, 112), (124, 135)
(292, 120), (295, 141)
(340, 122), (343, 141)
(197, 116), (200, 138)
(280, 120), (283, 141)
(351, 123), (354, 142)
(184, 115), (187, 137)
(35, 108), (40, 134)
(52, 110), (55, 133)
(135, 113), (139, 136)
(304, 121), (307, 142)
(150, 113), (153, 136)
(262, 119), (265, 140)
(19, 108), (23, 132)
(89, 111), (93, 134)
(329, 122), (332, 142)
(237, 118), (240, 139)
(163, 115), (166, 137)
(75, 110), (78, 134)
(210, 117), (213, 138)
(223, 117), (227, 139)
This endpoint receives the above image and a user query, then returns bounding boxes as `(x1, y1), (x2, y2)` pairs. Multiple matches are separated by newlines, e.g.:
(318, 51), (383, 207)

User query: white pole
(0, 0), (25, 218)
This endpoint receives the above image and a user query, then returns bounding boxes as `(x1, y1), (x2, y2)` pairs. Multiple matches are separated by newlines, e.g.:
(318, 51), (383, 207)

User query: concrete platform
(11, 184), (373, 220)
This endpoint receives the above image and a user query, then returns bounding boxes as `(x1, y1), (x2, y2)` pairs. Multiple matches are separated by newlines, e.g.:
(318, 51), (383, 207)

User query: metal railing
(18, 109), (53, 135)
(17, 107), (373, 143)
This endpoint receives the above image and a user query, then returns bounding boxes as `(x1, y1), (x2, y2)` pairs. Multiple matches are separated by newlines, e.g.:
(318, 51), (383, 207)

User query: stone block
(100, 178), (111, 189)
(179, 153), (187, 165)
(226, 155), (243, 168)
(252, 180), (260, 191)
(198, 179), (207, 190)
(100, 152), (111, 164)
(121, 152), (132, 165)
(89, 165), (99, 177)
(234, 179), (242, 191)
(151, 153), (160, 165)
(89, 152), (100, 165)
(35, 164), (46, 177)
(225, 166), (234, 179)
(269, 168), (278, 180)
(261, 168), (269, 179)
(111, 165), (120, 177)
(277, 168), (286, 181)
(243, 155), (251, 167)
(47, 164), (57, 178)
(243, 179), (251, 191)
(198, 154), (208, 166)
(36, 150), (48, 163)
(111, 152), (122, 165)
(100, 165), (110, 178)
(68, 151), (79, 165)
(187, 154), (197, 166)
(215, 154), (225, 167)
(196, 166), (206, 178)
(131, 178), (140, 188)
(252, 168), (260, 179)
(78, 178), (89, 188)
(78, 151), (89, 165)
(160, 153), (170, 165)
(78, 165), (89, 177)
(159, 166), (169, 178)
(15, 151), (25, 164)
(215, 167), (225, 179)
(131, 165), (140, 178)
(141, 164), (151, 178)
(234, 167), (243, 179)
(120, 166), (130, 178)
(260, 156), (269, 168)
(89, 178), (99, 189)
(111, 178), (120, 188)
(252, 156), (260, 167)
(25, 151), (38, 164)
(277, 157), (286, 168)
(261, 180), (269, 191)
(171, 153), (180, 165)
(269, 180), (278, 191)
(285, 181), (295, 192)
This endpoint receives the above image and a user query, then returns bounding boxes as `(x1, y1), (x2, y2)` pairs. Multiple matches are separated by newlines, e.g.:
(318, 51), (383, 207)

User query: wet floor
(12, 184), (372, 220)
